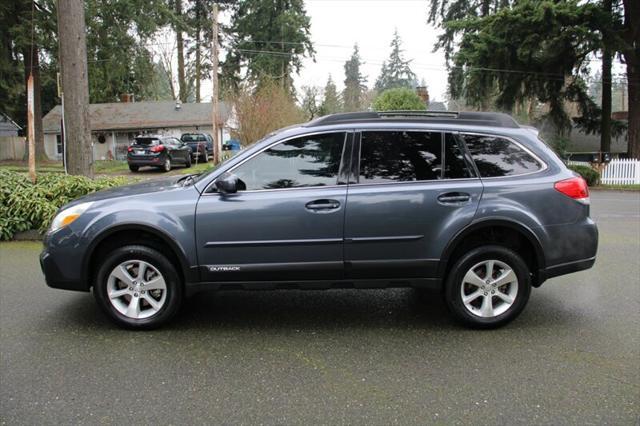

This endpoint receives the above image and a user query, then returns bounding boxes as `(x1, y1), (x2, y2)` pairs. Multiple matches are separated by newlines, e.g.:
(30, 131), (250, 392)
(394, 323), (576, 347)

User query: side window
(463, 134), (542, 177)
(444, 133), (473, 179)
(359, 131), (442, 183)
(232, 132), (346, 191)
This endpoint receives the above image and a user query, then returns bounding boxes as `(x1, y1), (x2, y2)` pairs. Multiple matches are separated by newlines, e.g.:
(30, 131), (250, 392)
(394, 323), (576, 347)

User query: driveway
(1, 190), (639, 424)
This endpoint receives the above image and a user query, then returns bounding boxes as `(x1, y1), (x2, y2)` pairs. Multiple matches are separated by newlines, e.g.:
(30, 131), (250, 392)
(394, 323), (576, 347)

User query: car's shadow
(50, 287), (582, 333)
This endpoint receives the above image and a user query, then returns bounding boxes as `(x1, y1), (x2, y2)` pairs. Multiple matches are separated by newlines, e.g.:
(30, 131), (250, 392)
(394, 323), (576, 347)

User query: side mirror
(214, 173), (239, 194)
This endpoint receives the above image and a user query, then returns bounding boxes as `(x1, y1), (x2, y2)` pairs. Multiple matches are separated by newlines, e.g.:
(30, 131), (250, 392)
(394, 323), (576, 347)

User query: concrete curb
(12, 230), (44, 241)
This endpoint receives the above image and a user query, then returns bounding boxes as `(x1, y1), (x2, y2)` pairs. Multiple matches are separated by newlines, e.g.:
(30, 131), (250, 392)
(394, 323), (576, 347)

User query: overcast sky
(295, 0), (448, 101)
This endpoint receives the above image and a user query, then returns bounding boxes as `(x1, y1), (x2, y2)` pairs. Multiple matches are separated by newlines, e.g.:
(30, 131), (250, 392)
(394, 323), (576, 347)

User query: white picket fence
(600, 159), (640, 185)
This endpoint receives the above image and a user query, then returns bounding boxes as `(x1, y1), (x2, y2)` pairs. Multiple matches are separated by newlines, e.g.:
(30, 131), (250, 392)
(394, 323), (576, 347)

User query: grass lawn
(594, 184), (640, 191)
(1, 159), (217, 179)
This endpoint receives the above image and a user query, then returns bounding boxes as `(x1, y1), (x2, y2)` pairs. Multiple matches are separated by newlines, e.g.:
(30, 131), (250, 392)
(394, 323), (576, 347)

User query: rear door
(195, 131), (351, 283)
(344, 130), (483, 280)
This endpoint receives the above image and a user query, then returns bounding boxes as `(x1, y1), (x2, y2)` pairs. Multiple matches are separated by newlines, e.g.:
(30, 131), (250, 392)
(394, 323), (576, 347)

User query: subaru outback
(40, 111), (598, 329)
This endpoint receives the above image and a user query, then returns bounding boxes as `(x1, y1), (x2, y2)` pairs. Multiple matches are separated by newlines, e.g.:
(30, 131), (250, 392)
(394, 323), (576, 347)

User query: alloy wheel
(460, 259), (518, 318)
(106, 260), (167, 319)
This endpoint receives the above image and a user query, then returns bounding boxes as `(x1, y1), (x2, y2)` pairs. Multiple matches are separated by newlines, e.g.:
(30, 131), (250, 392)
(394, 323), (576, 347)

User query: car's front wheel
(128, 165), (139, 172)
(93, 245), (183, 329)
(444, 245), (531, 329)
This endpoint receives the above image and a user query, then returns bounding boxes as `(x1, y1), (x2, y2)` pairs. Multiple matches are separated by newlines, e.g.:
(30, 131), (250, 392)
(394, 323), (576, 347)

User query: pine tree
(319, 75), (341, 115)
(223, 0), (314, 93)
(343, 45), (368, 112)
(374, 30), (416, 92)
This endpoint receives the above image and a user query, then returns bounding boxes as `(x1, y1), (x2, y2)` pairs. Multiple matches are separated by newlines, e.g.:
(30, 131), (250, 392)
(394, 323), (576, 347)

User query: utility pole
(27, 75), (36, 183)
(211, 3), (221, 164)
(57, 0), (93, 177)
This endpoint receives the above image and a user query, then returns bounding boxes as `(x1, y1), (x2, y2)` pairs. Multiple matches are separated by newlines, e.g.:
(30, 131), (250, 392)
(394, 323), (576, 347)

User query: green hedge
(567, 165), (600, 187)
(0, 170), (128, 240)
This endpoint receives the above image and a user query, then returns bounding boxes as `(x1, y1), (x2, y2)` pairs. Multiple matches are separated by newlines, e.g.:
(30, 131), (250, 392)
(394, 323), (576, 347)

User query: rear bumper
(127, 154), (163, 166)
(538, 256), (596, 283)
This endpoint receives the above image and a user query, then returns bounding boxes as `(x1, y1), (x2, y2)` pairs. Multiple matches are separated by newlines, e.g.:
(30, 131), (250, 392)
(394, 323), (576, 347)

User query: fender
(437, 217), (546, 280)
(81, 223), (197, 287)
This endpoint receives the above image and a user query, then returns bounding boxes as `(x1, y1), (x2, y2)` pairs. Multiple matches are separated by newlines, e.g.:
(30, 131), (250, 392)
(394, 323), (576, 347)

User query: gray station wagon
(40, 111), (598, 329)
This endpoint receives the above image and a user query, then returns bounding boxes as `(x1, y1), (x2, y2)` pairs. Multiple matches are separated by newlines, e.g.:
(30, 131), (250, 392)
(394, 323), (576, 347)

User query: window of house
(463, 134), (543, 177)
(232, 132), (346, 191)
(56, 134), (63, 155)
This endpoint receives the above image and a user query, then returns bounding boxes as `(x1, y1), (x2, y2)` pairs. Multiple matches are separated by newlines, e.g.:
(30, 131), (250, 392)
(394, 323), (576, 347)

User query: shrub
(373, 88), (426, 111)
(0, 171), (128, 240)
(568, 164), (600, 186)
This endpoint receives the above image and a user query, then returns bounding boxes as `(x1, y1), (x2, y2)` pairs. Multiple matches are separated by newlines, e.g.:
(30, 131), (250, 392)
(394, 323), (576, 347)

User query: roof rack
(305, 110), (520, 129)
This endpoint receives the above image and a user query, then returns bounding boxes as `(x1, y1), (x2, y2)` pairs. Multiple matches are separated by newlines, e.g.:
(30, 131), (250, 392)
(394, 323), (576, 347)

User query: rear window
(463, 134), (542, 177)
(181, 134), (206, 142)
(134, 138), (159, 146)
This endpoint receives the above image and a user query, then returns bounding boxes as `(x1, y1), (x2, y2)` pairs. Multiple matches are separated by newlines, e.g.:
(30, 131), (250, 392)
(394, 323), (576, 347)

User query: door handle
(438, 192), (471, 204)
(305, 199), (341, 211)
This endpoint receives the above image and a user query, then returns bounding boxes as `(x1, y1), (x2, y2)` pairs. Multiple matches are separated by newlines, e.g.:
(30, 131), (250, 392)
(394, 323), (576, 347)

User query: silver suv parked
(40, 111), (598, 329)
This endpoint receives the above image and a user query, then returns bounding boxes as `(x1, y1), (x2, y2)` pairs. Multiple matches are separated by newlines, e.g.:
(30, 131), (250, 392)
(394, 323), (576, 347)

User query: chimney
(416, 86), (429, 106)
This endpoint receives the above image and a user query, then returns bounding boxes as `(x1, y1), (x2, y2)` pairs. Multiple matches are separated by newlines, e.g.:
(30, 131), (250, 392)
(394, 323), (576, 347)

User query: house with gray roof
(0, 113), (21, 136)
(42, 100), (231, 160)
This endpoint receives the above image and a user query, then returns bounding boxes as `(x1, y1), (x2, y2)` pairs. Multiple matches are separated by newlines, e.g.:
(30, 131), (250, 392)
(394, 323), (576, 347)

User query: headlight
(49, 202), (93, 233)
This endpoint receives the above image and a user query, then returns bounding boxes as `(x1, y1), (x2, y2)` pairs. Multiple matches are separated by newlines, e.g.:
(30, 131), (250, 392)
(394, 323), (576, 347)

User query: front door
(195, 131), (350, 283)
(344, 130), (483, 280)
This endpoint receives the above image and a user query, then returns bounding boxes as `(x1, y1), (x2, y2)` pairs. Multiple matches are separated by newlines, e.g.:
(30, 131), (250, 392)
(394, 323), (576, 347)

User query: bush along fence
(600, 159), (640, 185)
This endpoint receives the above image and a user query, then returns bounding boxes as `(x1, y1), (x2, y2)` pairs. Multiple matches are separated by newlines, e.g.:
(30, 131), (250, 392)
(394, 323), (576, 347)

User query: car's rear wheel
(444, 245), (531, 329)
(93, 245), (183, 329)
(163, 157), (171, 172)
(128, 165), (139, 172)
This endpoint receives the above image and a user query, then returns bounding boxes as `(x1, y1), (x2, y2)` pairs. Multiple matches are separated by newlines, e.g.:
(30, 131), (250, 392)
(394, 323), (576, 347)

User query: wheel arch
(83, 223), (195, 290)
(439, 218), (546, 286)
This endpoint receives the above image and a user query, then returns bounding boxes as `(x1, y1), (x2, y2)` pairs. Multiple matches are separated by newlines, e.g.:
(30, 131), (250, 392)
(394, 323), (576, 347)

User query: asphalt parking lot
(1, 190), (639, 425)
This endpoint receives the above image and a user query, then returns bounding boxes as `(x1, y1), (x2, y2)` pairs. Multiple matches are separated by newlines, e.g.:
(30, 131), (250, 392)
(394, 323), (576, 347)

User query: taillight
(554, 177), (589, 204)
(150, 145), (165, 153)
(127, 146), (133, 152)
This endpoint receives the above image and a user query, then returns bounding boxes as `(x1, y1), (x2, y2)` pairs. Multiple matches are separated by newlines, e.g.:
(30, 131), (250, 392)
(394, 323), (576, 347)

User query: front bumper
(40, 228), (88, 292)
(40, 249), (87, 292)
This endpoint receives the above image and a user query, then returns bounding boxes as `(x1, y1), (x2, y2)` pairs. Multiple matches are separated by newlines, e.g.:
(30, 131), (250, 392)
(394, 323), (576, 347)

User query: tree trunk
(627, 61), (639, 159)
(175, 0), (186, 102)
(57, 0), (93, 177)
(600, 0), (612, 154)
(22, 45), (46, 162)
(622, 0), (639, 158)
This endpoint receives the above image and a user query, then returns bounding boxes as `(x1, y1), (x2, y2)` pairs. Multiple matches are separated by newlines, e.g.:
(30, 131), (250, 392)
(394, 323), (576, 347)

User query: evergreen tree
(223, 0), (314, 93)
(343, 44), (368, 112)
(300, 86), (320, 120)
(319, 75), (341, 115)
(374, 30), (416, 92)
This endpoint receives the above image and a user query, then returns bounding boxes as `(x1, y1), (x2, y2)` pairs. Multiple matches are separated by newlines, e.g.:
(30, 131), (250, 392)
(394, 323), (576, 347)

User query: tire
(444, 245), (531, 329)
(185, 155), (191, 168)
(129, 165), (139, 172)
(163, 156), (172, 172)
(93, 245), (183, 329)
